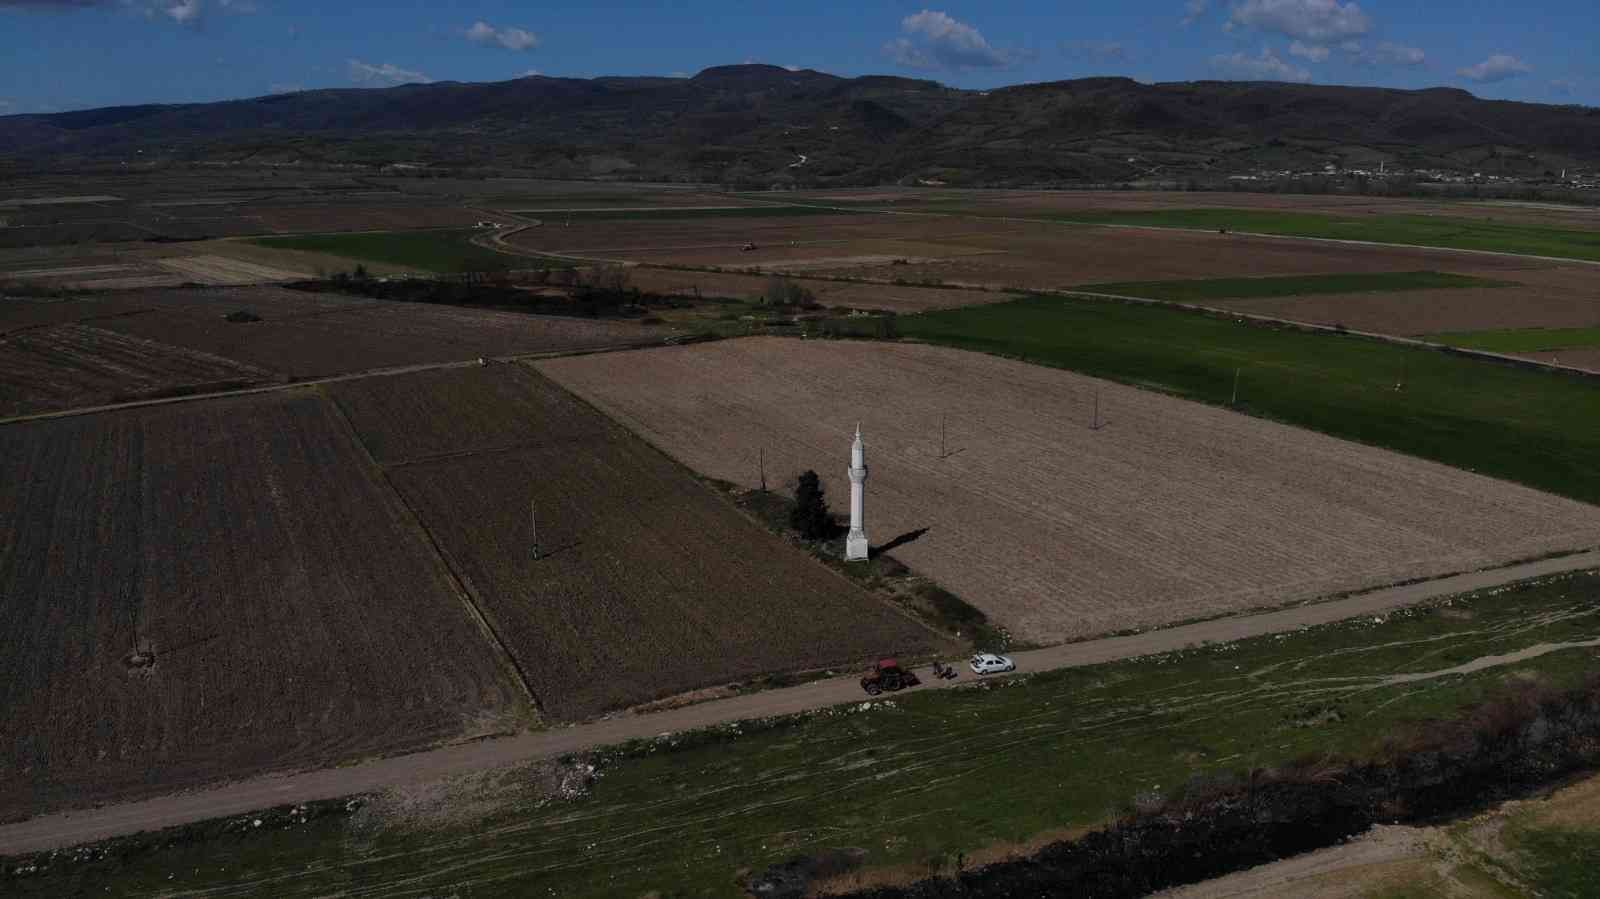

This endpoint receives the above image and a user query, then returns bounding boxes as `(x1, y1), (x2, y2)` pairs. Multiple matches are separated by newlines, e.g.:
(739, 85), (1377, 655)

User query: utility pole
(1092, 387), (1102, 431)
(1231, 367), (1240, 406)
(940, 413), (947, 459)
(758, 447), (767, 492)
(530, 499), (541, 561)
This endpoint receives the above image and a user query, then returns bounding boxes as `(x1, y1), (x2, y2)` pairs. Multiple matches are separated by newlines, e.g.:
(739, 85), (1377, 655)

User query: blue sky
(0, 0), (1592, 114)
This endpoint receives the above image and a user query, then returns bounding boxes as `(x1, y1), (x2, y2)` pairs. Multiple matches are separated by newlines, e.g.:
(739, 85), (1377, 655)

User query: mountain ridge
(3, 65), (1597, 186)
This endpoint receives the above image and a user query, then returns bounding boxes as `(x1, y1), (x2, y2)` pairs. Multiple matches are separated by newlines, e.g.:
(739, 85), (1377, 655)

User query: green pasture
(900, 294), (1600, 505)
(1430, 326), (1600, 354)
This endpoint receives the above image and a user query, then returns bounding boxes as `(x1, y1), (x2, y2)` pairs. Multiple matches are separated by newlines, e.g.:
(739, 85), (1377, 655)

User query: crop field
(1201, 263), (1600, 337)
(796, 187), (1600, 232)
(17, 571), (1600, 897)
(516, 205), (845, 220)
(625, 267), (1007, 314)
(0, 391), (526, 818)
(241, 205), (503, 234)
(0, 286), (669, 416)
(0, 323), (273, 418)
(1058, 209), (1600, 262)
(250, 229), (538, 274)
(506, 207), (1569, 296)
(1431, 326), (1600, 353)
(1076, 270), (1514, 302)
(902, 294), (1600, 506)
(537, 338), (1600, 644)
(330, 365), (939, 720)
(88, 286), (668, 380)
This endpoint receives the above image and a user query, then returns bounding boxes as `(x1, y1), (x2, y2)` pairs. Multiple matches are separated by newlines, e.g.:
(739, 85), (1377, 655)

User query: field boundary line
(3, 549), (1597, 856)
(321, 385), (547, 722)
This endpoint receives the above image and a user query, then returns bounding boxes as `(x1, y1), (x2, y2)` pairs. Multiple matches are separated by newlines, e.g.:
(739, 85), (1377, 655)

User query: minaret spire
(846, 424), (869, 561)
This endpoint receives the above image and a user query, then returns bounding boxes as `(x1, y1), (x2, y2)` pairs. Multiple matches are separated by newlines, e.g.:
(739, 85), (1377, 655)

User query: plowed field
(0, 323), (273, 417)
(330, 365), (940, 720)
(0, 391), (525, 818)
(538, 338), (1600, 644)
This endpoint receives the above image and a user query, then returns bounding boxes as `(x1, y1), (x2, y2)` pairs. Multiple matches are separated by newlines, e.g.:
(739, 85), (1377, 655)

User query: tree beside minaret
(789, 471), (835, 541)
(846, 423), (869, 561)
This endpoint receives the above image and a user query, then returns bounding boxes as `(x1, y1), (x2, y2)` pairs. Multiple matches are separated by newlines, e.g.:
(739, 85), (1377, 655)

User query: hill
(3, 65), (1599, 185)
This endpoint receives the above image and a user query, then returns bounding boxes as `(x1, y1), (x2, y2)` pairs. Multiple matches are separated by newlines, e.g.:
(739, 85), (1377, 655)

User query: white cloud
(1210, 47), (1312, 82)
(517, 69), (542, 78)
(0, 99), (13, 111)
(347, 59), (432, 86)
(1063, 40), (1129, 63)
(885, 9), (1025, 71)
(1457, 53), (1531, 83)
(267, 82), (304, 94)
(1229, 0), (1371, 43)
(1551, 78), (1579, 96)
(1373, 41), (1425, 66)
(465, 21), (538, 51)
(1288, 40), (1328, 62)
(784, 64), (803, 72)
(1182, 0), (1210, 26)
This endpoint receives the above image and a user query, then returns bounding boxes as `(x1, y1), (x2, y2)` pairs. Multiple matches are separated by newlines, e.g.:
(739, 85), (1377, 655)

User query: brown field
(0, 324), (273, 417)
(507, 210), (1561, 291)
(626, 267), (1008, 314)
(538, 338), (1600, 645)
(1207, 263), (1600, 336)
(1, 286), (671, 417)
(0, 391), (526, 818)
(331, 365), (941, 721)
(151, 254), (309, 284)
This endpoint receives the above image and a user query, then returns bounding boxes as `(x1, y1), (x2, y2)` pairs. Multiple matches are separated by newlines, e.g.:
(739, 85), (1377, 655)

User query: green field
(9, 574), (1599, 897)
(1077, 271), (1513, 302)
(899, 205), (1600, 262)
(514, 204), (859, 220)
(251, 229), (546, 274)
(1431, 326), (1600, 353)
(899, 294), (1600, 505)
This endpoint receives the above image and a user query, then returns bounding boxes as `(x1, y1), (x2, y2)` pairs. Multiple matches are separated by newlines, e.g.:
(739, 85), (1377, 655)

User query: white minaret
(846, 423), (869, 561)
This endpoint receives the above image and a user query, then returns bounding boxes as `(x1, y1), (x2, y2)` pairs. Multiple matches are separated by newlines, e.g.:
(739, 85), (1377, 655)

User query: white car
(969, 653), (1016, 676)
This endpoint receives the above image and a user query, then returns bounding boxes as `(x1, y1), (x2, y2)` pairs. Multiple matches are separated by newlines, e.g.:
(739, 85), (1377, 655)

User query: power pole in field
(1231, 367), (1240, 406)
(758, 447), (767, 492)
(1092, 387), (1102, 431)
(940, 413), (947, 459)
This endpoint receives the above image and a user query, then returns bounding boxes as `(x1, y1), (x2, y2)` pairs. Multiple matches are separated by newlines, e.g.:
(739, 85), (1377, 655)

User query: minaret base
(845, 530), (869, 562)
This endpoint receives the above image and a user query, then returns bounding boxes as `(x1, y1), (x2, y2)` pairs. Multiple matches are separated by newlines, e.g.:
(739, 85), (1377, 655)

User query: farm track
(2, 549), (1596, 856)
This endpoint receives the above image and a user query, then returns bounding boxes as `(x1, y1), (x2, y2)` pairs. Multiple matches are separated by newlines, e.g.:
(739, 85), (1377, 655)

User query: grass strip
(899, 294), (1600, 505)
(7, 573), (1600, 897)
(1077, 271), (1513, 302)
(1430, 326), (1600, 354)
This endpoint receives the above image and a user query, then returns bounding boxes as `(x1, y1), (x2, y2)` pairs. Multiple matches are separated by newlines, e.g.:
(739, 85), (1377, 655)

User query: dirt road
(2, 549), (1595, 857)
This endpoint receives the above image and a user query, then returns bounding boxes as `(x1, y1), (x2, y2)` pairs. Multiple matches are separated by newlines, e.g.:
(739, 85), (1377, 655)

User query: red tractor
(860, 658), (920, 696)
